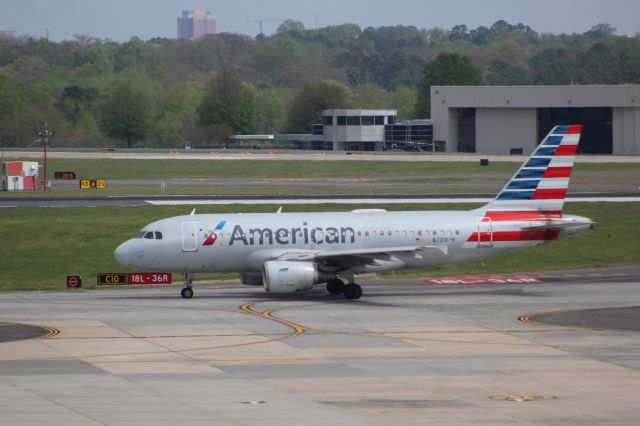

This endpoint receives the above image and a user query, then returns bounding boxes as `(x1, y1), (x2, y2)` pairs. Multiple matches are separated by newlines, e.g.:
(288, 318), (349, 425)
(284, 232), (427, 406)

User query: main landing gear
(326, 279), (362, 300)
(181, 273), (194, 299)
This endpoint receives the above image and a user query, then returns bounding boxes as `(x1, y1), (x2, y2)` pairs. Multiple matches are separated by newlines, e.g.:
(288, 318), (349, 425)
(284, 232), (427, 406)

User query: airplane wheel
(326, 279), (345, 295)
(343, 283), (362, 300)
(181, 287), (193, 299)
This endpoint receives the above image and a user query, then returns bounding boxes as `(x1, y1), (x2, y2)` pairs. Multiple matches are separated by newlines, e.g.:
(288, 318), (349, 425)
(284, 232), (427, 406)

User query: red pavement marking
(424, 277), (544, 285)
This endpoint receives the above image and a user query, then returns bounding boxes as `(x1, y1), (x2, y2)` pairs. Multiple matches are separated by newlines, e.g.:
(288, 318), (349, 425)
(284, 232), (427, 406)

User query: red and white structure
(2, 161), (39, 191)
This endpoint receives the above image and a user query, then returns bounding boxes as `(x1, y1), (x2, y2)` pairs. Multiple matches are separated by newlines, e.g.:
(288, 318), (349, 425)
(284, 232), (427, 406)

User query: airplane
(114, 124), (593, 300)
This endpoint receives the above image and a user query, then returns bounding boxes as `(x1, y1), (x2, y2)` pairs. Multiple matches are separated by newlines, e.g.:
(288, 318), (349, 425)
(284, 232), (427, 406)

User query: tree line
(0, 20), (638, 148)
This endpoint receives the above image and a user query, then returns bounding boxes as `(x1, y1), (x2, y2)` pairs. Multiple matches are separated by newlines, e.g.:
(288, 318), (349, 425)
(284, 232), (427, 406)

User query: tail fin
(479, 124), (582, 213)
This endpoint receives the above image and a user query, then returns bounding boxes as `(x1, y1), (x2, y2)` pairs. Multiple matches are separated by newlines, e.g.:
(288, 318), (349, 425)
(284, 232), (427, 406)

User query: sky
(0, 0), (638, 42)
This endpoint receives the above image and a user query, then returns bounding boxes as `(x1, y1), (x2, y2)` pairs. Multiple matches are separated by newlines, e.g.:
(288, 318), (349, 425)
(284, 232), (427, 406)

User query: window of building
(337, 116), (347, 126)
(347, 116), (361, 126)
(375, 116), (384, 125)
(323, 116), (333, 125)
(361, 116), (374, 125)
(311, 124), (324, 135)
(388, 116), (396, 124)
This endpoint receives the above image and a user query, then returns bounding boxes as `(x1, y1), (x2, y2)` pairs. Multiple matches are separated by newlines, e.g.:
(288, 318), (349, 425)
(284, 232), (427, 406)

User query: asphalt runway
(2, 267), (640, 425)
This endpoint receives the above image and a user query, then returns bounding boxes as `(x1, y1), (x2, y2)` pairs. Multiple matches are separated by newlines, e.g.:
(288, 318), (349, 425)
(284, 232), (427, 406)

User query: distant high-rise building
(177, 10), (216, 40)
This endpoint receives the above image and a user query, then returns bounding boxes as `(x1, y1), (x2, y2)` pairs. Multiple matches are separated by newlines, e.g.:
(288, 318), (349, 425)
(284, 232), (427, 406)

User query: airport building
(318, 111), (434, 151)
(430, 85), (640, 155)
(177, 10), (216, 40)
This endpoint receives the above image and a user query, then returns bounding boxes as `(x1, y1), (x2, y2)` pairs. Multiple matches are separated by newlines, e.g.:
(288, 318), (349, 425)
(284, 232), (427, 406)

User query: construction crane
(246, 19), (286, 37)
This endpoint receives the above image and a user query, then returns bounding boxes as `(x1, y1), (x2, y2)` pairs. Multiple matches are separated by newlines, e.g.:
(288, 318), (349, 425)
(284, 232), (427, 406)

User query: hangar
(430, 85), (640, 155)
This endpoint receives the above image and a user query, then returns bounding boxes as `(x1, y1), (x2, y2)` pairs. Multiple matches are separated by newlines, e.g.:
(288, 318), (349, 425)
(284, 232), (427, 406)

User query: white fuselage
(114, 209), (588, 275)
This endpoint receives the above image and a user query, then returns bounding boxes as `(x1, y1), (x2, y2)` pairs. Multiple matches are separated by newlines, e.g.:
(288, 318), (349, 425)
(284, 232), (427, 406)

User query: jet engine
(262, 261), (333, 294)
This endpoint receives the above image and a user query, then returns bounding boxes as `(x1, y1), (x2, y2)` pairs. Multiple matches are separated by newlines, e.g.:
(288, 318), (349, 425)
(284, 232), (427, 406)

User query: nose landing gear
(181, 273), (194, 299)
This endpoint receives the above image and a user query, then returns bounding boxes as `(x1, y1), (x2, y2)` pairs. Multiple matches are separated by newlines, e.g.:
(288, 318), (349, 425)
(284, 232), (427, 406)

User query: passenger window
(155, 232), (163, 240)
(387, 231), (391, 236)
(365, 231), (369, 237)
(418, 231), (422, 236)
(455, 230), (460, 235)
(144, 232), (154, 239)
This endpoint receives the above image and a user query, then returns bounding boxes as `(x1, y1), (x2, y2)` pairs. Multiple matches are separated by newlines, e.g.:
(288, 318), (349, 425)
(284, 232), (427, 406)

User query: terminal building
(430, 85), (640, 155)
(316, 110), (436, 151)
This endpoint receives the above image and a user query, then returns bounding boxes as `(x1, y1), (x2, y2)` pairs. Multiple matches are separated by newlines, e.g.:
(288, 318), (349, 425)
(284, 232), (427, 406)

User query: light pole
(38, 123), (53, 192)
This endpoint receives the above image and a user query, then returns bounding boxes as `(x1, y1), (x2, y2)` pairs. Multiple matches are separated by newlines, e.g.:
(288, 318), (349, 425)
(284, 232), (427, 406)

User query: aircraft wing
(277, 245), (448, 268)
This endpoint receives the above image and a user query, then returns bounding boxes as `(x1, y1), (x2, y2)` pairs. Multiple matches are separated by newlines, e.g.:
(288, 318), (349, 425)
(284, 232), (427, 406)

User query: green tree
(98, 81), (152, 147)
(196, 74), (256, 134)
(276, 20), (305, 36)
(286, 81), (350, 132)
(585, 23), (617, 39)
(414, 52), (483, 118)
(253, 88), (287, 133)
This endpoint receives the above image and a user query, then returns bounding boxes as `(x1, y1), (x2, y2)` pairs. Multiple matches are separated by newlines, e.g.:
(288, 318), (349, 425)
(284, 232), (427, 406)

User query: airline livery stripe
(525, 158), (551, 168)
(534, 147), (557, 156)
(542, 136), (563, 146)
(507, 180), (540, 190)
(467, 230), (561, 242)
(548, 156), (575, 167)
(497, 191), (535, 200)
(516, 169), (545, 179)
(543, 166), (573, 178)
(532, 188), (567, 200)
(554, 144), (578, 155)
(483, 210), (562, 221)
(537, 178), (570, 190)
(566, 124), (582, 134)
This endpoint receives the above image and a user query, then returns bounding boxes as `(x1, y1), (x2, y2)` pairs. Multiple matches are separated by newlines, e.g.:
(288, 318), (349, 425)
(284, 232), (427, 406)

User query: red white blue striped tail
(480, 124), (582, 213)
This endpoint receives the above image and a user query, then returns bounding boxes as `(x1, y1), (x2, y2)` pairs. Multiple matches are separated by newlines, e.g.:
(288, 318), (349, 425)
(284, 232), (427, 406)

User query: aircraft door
(477, 217), (493, 248)
(181, 221), (198, 252)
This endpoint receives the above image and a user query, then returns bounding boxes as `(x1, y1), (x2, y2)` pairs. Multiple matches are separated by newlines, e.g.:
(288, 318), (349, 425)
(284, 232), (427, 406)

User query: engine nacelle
(262, 261), (329, 294)
(240, 272), (263, 286)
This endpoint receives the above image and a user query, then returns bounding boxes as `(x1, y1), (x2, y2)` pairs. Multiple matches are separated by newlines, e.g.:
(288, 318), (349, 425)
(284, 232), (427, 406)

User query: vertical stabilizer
(478, 124), (582, 213)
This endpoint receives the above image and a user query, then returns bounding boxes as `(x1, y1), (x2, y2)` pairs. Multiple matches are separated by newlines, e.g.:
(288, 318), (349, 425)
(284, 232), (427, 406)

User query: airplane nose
(114, 242), (130, 266)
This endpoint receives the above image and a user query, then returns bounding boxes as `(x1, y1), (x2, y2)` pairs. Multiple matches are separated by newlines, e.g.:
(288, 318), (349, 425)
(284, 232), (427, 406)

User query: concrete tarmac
(2, 269), (640, 425)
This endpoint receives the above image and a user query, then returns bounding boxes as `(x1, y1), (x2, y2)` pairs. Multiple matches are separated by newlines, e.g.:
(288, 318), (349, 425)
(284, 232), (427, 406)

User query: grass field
(5, 157), (639, 182)
(2, 158), (636, 198)
(1, 202), (638, 291)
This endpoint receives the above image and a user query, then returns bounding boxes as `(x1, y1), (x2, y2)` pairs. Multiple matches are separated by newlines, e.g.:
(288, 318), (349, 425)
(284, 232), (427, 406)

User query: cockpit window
(134, 230), (162, 239)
